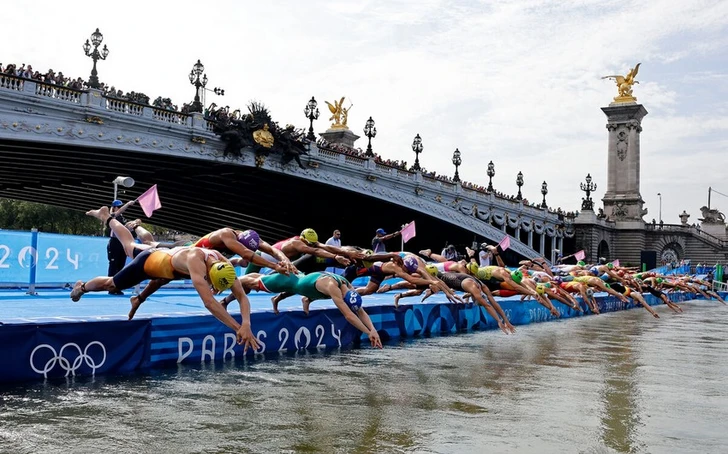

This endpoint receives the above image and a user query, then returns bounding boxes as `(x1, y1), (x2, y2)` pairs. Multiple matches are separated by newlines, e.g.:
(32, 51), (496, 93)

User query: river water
(1, 300), (727, 454)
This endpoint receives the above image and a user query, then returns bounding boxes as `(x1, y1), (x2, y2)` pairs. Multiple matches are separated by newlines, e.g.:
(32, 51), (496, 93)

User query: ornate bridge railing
(645, 223), (727, 247)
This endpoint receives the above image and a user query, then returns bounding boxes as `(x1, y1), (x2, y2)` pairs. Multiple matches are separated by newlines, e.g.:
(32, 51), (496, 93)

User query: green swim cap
(511, 270), (523, 284)
(577, 261), (586, 267)
(607, 263), (614, 269)
(656, 278), (664, 284)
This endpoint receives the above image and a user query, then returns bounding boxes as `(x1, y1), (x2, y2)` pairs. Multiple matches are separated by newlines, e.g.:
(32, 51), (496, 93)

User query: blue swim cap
(403, 256), (418, 273)
(590, 267), (600, 276)
(600, 273), (609, 282)
(344, 290), (363, 312)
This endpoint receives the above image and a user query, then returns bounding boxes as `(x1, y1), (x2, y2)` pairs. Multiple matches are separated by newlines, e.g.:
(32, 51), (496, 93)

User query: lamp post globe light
(412, 134), (423, 171)
(363, 116), (377, 157)
(516, 171), (524, 200)
(304, 96), (320, 141)
(580, 173), (597, 211)
(487, 160), (495, 192)
(541, 181), (548, 208)
(188, 59), (208, 113)
(452, 148), (462, 182)
(82, 28), (110, 89)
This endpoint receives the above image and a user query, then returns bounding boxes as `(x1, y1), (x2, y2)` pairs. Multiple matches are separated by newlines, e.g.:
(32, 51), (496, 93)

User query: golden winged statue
(324, 96), (352, 130)
(602, 63), (641, 103)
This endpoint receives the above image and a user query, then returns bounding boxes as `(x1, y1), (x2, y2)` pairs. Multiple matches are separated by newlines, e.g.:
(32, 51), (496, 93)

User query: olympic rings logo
(29, 342), (107, 378)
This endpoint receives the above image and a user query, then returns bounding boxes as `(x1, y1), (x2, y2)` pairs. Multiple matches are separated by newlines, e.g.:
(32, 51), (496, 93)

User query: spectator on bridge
(440, 244), (459, 261)
(325, 229), (342, 248)
(479, 243), (494, 266)
(372, 228), (400, 253)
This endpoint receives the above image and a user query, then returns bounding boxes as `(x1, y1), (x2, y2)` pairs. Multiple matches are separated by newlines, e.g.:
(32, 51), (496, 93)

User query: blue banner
(35, 233), (108, 284)
(0, 230), (34, 284)
(0, 230), (109, 287)
(0, 320), (150, 383)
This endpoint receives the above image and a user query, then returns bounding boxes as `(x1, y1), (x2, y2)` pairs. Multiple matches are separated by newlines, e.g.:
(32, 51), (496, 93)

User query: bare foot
(301, 297), (311, 315)
(85, 206), (110, 221)
(129, 295), (144, 320)
(419, 249), (431, 258)
(376, 284), (391, 294)
(271, 294), (283, 315)
(394, 293), (401, 308)
(70, 280), (85, 302)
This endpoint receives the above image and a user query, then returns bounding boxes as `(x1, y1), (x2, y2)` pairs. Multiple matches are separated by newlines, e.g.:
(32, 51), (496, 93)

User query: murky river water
(1, 300), (727, 453)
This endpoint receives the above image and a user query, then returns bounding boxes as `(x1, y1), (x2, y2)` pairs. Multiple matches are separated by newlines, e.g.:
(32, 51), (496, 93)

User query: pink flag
(137, 184), (162, 218)
(574, 250), (586, 261)
(401, 221), (416, 243)
(612, 259), (620, 267)
(498, 235), (511, 251)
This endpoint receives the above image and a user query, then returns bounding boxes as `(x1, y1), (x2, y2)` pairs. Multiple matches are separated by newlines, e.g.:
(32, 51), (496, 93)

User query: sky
(4, 0), (728, 224)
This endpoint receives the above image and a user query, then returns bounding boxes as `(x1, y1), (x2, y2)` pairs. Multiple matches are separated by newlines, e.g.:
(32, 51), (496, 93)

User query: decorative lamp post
(452, 148), (462, 182)
(580, 173), (597, 211)
(487, 160), (495, 192)
(412, 134), (423, 171)
(363, 116), (376, 157)
(82, 28), (109, 89)
(541, 181), (548, 208)
(304, 96), (319, 141)
(188, 59), (208, 113)
(516, 171), (524, 200)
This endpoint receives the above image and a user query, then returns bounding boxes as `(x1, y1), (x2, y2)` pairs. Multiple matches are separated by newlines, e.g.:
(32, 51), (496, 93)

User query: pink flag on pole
(574, 250), (586, 261)
(137, 184), (162, 218)
(401, 221), (416, 243)
(612, 259), (620, 267)
(498, 235), (511, 251)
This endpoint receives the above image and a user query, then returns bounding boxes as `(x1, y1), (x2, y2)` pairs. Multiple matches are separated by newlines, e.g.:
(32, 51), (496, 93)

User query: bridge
(0, 73), (572, 260)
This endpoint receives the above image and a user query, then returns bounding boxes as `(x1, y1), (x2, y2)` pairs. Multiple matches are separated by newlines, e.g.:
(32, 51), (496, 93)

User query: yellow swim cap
(208, 261), (237, 291)
(425, 264), (438, 276)
(300, 228), (318, 243)
(467, 262), (479, 275)
(536, 284), (545, 295)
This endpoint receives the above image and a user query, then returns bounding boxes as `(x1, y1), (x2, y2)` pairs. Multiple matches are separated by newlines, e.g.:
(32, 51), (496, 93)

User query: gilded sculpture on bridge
(325, 97), (352, 130)
(602, 62), (641, 103)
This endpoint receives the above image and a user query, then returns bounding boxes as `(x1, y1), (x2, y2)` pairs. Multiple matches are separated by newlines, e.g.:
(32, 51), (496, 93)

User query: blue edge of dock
(1, 285), (725, 384)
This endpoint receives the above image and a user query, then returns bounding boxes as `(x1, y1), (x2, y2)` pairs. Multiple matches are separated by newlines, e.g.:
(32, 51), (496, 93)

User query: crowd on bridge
(68, 200), (726, 352)
(1, 61), (187, 113)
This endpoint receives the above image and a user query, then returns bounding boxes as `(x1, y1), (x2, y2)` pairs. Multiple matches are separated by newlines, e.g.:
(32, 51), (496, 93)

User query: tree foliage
(0, 199), (103, 235)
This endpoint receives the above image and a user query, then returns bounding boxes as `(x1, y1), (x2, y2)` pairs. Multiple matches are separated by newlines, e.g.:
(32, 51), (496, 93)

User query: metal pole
(114, 182), (118, 200)
(708, 186), (711, 209)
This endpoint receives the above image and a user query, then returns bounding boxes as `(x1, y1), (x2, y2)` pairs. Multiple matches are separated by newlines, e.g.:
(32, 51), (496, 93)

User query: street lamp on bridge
(82, 28), (109, 90)
(487, 160), (495, 192)
(412, 134), (423, 171)
(363, 116), (376, 157)
(516, 171), (524, 200)
(304, 96), (319, 141)
(580, 173), (597, 211)
(188, 60), (209, 113)
(452, 148), (462, 182)
(541, 181), (548, 208)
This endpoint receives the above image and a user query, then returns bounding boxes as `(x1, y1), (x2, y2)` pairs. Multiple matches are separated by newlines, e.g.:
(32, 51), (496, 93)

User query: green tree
(0, 199), (102, 235)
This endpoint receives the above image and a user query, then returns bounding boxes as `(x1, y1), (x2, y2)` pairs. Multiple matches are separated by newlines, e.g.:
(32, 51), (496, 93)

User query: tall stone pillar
(601, 103), (648, 226)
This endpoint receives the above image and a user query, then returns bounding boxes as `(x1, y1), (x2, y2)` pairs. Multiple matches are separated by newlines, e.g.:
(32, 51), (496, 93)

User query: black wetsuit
(439, 272), (478, 291)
